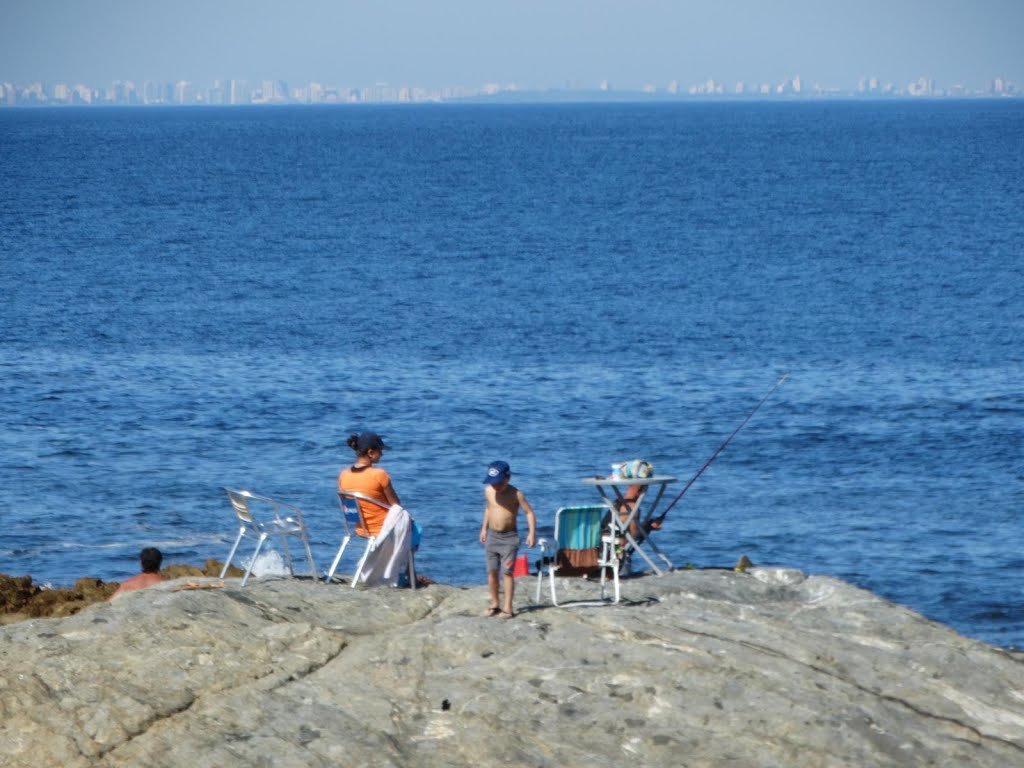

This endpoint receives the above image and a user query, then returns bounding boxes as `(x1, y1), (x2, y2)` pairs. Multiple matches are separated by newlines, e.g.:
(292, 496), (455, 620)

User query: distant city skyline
(2, 71), (1018, 108)
(4, 1), (1023, 94)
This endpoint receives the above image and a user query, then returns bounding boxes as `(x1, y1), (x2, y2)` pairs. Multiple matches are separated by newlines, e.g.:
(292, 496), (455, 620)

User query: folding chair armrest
(535, 538), (552, 603)
(536, 538), (557, 569)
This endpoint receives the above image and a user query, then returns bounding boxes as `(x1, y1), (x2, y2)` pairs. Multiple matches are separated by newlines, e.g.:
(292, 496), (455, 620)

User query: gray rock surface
(2, 568), (1023, 767)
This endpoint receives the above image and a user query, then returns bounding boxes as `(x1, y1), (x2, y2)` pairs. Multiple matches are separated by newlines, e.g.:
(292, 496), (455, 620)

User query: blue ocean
(1, 101), (1021, 647)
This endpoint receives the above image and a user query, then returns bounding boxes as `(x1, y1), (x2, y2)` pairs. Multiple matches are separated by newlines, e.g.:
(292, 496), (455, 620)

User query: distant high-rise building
(254, 80), (275, 102)
(142, 80), (161, 104)
(22, 82), (46, 103)
(908, 77), (934, 96)
(110, 80), (137, 104)
(208, 80), (226, 105)
(228, 79), (248, 105)
(71, 84), (93, 104)
(173, 80), (193, 104)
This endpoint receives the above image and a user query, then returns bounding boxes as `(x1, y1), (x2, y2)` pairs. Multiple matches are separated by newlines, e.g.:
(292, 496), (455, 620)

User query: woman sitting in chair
(338, 431), (401, 537)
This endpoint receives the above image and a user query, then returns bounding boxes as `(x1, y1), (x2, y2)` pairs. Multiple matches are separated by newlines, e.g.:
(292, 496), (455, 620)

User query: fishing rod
(649, 373), (789, 529)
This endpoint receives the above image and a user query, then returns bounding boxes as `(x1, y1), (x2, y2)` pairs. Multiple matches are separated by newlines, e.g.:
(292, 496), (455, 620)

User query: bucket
(513, 553), (529, 578)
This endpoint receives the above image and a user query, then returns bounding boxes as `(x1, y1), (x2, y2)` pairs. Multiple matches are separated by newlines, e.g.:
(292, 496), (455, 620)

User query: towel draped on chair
(356, 504), (413, 587)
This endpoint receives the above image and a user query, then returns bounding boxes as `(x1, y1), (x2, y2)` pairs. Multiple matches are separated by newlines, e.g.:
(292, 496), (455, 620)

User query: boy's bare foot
(483, 606), (501, 617)
(497, 610), (514, 619)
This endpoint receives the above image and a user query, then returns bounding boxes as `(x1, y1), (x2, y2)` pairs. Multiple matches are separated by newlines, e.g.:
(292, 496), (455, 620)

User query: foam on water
(241, 549), (292, 580)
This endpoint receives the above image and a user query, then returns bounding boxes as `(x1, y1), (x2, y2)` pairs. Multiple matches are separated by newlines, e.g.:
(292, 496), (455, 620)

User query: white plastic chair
(219, 488), (318, 587)
(536, 504), (620, 606)
(326, 491), (417, 589)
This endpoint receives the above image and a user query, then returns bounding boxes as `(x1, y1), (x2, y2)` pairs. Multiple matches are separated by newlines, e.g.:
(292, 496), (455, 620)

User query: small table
(582, 475), (677, 575)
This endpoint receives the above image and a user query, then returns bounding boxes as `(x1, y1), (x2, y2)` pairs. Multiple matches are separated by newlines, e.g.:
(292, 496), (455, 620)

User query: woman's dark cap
(356, 432), (390, 452)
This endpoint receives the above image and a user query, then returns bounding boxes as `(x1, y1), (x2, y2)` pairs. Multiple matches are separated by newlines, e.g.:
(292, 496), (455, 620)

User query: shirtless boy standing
(479, 460), (536, 618)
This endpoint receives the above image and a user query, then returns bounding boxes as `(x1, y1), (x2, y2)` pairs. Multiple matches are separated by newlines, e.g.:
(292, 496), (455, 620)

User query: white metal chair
(326, 491), (417, 589)
(219, 488), (318, 587)
(535, 504), (620, 606)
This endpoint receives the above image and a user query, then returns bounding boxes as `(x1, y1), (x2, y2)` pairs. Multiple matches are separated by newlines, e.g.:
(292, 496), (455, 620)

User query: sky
(3, 0), (1023, 92)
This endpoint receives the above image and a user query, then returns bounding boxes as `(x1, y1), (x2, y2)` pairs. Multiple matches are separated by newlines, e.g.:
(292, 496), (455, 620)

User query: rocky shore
(2, 567), (1023, 767)
(0, 561), (242, 624)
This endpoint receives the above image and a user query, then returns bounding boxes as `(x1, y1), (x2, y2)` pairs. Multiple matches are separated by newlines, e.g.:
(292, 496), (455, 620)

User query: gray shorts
(485, 529), (520, 575)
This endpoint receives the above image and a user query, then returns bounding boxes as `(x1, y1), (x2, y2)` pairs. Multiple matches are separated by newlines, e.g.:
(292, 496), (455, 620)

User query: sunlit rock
(1, 569), (1022, 767)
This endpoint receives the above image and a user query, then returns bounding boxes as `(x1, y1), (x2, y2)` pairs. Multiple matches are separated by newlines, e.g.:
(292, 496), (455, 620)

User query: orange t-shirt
(338, 465), (392, 536)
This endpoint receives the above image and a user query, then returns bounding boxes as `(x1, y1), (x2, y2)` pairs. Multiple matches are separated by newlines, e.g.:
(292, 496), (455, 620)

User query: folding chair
(535, 505), (620, 606)
(326, 491), (417, 589)
(219, 488), (318, 587)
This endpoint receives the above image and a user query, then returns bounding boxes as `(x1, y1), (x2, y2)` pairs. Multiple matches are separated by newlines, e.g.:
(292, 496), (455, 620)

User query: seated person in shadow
(111, 547), (165, 597)
(608, 460), (660, 541)
(614, 484), (645, 537)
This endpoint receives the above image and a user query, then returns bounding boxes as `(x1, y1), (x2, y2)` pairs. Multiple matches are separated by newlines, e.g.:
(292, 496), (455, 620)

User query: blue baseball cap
(484, 460), (511, 485)
(355, 432), (390, 452)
